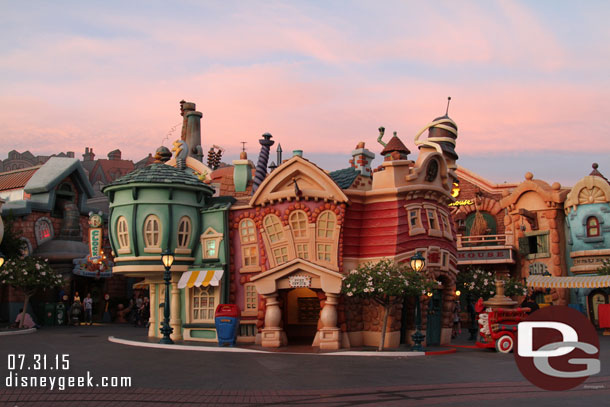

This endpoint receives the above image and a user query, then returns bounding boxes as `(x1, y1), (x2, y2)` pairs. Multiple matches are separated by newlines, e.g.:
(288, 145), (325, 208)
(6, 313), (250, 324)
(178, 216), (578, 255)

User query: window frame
(264, 215), (285, 243)
(405, 204), (425, 236)
(587, 216), (600, 237)
(190, 286), (217, 322)
(423, 204), (443, 238)
(523, 230), (550, 259)
(289, 210), (309, 238)
(200, 227), (224, 260)
(316, 211), (336, 239)
(175, 216), (192, 255)
(116, 216), (131, 254)
(438, 210), (453, 240)
(143, 214), (162, 253)
(239, 218), (260, 273)
(243, 283), (258, 316)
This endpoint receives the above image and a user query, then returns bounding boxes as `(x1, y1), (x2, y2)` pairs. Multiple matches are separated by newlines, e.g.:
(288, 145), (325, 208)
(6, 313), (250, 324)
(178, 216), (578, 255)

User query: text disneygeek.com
(5, 354), (131, 391)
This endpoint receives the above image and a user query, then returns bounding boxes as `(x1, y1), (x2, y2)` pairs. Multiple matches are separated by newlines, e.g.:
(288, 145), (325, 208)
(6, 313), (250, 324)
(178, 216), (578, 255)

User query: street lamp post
(160, 249), (175, 345)
(410, 251), (426, 352)
(0, 251), (5, 268)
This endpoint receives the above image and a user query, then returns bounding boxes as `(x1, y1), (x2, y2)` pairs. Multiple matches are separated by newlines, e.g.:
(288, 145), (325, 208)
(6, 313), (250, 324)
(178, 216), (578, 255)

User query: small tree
(457, 268), (527, 300)
(1, 257), (63, 328)
(342, 258), (435, 351)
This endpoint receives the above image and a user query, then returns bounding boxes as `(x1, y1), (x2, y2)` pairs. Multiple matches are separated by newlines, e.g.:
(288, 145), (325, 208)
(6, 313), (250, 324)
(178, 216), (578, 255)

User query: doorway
(426, 290), (442, 346)
(282, 287), (320, 345)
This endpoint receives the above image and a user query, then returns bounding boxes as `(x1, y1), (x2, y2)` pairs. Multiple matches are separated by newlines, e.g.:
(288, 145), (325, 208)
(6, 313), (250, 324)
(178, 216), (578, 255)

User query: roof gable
(24, 157), (94, 198)
(250, 156), (348, 206)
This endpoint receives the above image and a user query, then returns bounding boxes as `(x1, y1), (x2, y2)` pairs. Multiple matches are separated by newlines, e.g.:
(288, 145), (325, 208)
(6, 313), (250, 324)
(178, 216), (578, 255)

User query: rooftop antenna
(240, 141), (247, 152)
(445, 96), (452, 116)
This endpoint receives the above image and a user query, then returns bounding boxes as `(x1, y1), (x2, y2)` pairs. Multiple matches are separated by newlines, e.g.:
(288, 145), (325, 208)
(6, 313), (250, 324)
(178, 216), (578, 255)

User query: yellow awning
(177, 270), (224, 289)
(527, 274), (610, 289)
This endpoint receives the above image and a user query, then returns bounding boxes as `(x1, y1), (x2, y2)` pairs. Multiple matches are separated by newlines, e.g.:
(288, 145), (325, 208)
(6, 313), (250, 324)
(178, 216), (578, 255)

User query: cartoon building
(0, 157), (121, 320)
(226, 113), (460, 348)
(451, 168), (518, 278)
(499, 172), (570, 306)
(563, 164), (610, 325)
(105, 101), (460, 348)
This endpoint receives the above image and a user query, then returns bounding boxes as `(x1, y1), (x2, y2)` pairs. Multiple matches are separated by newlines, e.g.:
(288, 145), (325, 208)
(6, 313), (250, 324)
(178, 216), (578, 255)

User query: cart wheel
(495, 334), (514, 353)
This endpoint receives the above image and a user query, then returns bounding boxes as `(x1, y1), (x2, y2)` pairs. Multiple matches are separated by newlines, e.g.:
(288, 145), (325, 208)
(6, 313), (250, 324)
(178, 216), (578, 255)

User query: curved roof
(565, 175), (610, 213)
(103, 163), (212, 192)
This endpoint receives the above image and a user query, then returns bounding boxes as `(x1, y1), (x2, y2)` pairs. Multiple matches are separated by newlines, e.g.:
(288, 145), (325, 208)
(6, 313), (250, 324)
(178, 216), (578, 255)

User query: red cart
(476, 307), (530, 353)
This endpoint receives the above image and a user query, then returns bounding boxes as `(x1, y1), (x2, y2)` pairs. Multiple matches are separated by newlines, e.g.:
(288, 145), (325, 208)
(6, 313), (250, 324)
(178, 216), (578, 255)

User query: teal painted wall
(565, 202), (610, 307)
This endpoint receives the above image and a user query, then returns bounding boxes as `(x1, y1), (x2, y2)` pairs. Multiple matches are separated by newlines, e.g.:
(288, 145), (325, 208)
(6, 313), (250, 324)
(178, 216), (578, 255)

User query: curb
(0, 327), (37, 336)
(108, 336), (427, 357)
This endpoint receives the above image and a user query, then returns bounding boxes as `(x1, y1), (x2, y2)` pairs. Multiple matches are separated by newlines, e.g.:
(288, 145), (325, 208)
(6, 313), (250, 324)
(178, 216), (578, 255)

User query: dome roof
(103, 163), (212, 191)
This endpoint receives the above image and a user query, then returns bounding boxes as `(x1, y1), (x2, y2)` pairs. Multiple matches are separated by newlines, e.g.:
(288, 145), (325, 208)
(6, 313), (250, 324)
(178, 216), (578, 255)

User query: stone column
(148, 284), (157, 338)
(261, 293), (285, 347)
(170, 279), (183, 341)
(319, 292), (341, 350)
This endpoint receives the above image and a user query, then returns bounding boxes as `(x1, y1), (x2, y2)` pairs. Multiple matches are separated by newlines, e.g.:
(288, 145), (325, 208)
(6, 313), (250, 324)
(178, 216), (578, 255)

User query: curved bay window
(116, 216), (130, 254)
(587, 216), (600, 237)
(143, 215), (161, 252)
(264, 215), (284, 243)
(176, 216), (192, 254)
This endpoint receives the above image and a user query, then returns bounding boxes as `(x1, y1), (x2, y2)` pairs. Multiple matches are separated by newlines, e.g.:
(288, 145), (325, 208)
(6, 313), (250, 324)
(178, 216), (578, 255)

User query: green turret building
(103, 158), (233, 341)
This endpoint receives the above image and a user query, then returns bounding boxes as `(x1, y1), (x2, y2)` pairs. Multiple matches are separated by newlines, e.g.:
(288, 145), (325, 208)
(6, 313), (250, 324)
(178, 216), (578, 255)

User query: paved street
(0, 325), (609, 406)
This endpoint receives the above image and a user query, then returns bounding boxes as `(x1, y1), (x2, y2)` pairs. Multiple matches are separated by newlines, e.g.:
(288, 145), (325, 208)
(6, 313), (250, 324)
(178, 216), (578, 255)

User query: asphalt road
(0, 325), (609, 406)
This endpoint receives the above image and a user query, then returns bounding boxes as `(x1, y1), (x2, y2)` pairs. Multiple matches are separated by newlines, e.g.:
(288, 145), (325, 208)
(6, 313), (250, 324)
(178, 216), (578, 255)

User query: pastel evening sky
(1, 1), (609, 186)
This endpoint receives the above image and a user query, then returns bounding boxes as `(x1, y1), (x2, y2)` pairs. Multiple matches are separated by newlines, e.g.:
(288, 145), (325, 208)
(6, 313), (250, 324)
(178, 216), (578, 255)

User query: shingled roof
(380, 135), (411, 156)
(104, 163), (210, 190)
(0, 166), (40, 192)
(329, 167), (359, 189)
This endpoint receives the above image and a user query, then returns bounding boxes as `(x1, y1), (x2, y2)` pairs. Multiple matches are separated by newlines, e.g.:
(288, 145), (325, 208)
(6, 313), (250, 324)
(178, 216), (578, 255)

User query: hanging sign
(288, 275), (312, 288)
(89, 228), (103, 261)
(88, 212), (104, 262)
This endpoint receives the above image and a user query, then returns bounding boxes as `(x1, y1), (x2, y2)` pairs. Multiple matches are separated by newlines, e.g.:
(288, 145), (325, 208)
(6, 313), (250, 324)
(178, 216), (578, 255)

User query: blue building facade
(564, 164), (610, 325)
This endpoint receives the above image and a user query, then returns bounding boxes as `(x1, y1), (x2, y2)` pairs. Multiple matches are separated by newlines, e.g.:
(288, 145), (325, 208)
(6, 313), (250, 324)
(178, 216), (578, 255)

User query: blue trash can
(215, 304), (240, 347)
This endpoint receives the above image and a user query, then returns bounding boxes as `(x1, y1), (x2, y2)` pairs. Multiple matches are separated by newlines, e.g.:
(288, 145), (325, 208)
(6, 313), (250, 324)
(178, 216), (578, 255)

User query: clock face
(426, 160), (439, 182)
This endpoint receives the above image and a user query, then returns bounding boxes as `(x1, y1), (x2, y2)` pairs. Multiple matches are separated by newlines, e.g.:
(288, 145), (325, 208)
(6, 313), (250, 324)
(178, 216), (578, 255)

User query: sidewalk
(108, 324), (462, 357)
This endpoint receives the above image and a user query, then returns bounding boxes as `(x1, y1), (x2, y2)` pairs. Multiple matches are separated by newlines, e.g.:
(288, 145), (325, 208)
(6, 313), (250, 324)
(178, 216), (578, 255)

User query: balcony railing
(457, 233), (515, 248)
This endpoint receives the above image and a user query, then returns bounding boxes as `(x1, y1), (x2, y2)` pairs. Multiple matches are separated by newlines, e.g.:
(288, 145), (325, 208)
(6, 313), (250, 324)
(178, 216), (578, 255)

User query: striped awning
(177, 269), (224, 289)
(527, 274), (610, 289)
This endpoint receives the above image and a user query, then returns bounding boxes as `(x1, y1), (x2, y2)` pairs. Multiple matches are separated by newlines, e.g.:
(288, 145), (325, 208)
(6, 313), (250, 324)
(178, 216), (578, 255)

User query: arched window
(239, 219), (257, 244)
(317, 211), (336, 238)
(587, 216), (600, 237)
(264, 215), (284, 243)
(116, 216), (130, 252)
(34, 217), (54, 245)
(143, 215), (161, 248)
(177, 216), (192, 248)
(289, 211), (308, 238)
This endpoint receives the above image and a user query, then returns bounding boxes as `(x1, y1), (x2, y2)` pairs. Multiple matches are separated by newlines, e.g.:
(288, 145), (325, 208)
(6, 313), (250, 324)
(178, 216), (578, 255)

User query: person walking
(84, 293), (93, 325)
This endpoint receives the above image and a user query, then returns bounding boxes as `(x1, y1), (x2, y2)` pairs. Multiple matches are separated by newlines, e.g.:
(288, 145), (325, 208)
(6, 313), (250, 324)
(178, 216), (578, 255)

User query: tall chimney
(252, 133), (274, 193)
(180, 100), (203, 162)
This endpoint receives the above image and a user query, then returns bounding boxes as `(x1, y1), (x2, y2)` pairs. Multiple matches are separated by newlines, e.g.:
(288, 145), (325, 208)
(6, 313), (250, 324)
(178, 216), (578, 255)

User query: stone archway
(250, 258), (343, 349)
